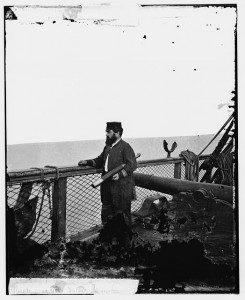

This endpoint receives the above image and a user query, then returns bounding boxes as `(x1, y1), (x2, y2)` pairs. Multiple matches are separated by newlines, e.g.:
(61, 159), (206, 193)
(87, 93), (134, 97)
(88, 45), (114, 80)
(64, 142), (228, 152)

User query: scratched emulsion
(5, 4), (237, 294)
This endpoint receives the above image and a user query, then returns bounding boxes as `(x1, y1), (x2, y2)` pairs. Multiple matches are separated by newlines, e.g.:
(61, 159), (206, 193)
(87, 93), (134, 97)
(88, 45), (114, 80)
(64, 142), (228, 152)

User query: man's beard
(106, 134), (117, 146)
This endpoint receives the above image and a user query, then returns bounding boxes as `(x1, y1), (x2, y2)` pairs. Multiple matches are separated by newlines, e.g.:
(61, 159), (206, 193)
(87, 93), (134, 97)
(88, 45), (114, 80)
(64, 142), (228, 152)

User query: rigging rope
(198, 113), (234, 156)
(198, 113), (234, 184)
(212, 142), (234, 185)
(24, 180), (52, 239)
(180, 150), (199, 181)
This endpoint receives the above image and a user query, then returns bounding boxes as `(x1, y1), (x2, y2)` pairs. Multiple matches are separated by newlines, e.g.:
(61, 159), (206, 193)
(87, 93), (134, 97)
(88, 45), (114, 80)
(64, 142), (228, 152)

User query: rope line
(180, 150), (199, 181)
(215, 145), (233, 185)
(24, 181), (50, 239)
(198, 113), (234, 156)
(23, 177), (57, 239)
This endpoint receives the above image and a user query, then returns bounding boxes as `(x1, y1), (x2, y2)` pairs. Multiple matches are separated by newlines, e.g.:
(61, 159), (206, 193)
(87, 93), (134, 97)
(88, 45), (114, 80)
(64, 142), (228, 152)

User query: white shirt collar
(111, 138), (121, 148)
(104, 138), (121, 172)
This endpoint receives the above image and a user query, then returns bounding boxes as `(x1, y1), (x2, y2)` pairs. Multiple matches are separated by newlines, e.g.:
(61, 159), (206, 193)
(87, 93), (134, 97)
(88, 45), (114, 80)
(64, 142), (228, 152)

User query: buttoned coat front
(92, 139), (137, 214)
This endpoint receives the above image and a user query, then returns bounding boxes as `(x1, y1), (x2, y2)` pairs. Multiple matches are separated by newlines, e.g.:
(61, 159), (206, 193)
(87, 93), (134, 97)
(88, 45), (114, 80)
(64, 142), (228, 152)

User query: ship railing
(6, 155), (209, 244)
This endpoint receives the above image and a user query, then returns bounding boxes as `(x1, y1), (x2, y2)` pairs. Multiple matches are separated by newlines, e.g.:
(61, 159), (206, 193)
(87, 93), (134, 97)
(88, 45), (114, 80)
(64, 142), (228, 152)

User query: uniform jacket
(91, 139), (137, 211)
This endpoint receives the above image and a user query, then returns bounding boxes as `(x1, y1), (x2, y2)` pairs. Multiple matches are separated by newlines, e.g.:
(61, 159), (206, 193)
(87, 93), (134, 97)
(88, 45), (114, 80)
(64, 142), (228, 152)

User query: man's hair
(114, 129), (123, 136)
(118, 129), (123, 136)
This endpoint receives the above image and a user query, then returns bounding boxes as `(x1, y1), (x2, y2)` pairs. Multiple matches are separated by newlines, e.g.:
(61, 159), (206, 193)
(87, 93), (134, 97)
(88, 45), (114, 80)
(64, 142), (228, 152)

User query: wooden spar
(91, 153), (141, 188)
(174, 162), (182, 179)
(92, 164), (125, 188)
(51, 177), (67, 242)
(133, 172), (233, 203)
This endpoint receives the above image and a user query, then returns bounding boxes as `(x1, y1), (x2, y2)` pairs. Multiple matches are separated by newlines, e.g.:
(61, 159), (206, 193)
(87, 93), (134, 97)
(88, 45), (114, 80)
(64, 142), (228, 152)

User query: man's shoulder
(119, 139), (128, 146)
(119, 139), (133, 149)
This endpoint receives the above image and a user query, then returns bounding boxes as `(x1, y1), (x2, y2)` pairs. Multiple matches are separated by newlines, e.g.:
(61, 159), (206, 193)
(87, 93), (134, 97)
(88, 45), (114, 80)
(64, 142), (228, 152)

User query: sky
(5, 2), (236, 145)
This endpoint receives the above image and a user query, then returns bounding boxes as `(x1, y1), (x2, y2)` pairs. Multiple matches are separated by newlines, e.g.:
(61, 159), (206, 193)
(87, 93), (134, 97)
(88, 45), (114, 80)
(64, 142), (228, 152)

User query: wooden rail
(7, 155), (209, 184)
(6, 155), (209, 242)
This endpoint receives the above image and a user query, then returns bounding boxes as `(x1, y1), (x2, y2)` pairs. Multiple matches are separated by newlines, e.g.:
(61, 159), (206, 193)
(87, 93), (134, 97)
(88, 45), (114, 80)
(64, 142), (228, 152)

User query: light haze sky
(2, 0), (245, 296)
(5, 1), (236, 145)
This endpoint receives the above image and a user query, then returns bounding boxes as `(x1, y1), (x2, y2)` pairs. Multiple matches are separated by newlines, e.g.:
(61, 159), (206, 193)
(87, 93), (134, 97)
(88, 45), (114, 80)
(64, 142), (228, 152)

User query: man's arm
(78, 149), (105, 168)
(118, 144), (137, 179)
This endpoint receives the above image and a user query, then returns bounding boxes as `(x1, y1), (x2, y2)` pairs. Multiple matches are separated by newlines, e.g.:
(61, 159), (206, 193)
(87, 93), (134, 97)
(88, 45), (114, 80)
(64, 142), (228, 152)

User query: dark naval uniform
(89, 139), (137, 226)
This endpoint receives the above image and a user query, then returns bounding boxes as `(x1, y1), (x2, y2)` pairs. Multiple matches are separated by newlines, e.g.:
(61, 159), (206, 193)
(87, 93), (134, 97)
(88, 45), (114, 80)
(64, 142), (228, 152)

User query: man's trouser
(100, 180), (132, 228)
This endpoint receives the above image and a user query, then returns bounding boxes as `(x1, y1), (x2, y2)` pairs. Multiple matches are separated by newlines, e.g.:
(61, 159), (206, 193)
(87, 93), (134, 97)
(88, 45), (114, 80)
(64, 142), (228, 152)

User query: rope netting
(66, 173), (102, 237)
(7, 159), (207, 244)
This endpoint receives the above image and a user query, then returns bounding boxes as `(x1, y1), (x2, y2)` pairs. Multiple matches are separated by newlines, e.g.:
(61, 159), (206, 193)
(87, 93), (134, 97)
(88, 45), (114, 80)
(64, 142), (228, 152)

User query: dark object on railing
(163, 140), (177, 158)
(133, 172), (233, 203)
(92, 153), (141, 188)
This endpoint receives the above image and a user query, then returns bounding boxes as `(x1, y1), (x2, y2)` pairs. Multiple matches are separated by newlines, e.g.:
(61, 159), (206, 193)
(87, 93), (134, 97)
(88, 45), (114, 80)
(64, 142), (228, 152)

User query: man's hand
(78, 160), (87, 166)
(112, 173), (119, 180)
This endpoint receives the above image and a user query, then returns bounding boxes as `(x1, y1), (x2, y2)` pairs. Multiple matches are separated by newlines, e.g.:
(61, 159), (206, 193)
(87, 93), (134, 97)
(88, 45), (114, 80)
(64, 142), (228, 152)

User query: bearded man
(78, 122), (137, 228)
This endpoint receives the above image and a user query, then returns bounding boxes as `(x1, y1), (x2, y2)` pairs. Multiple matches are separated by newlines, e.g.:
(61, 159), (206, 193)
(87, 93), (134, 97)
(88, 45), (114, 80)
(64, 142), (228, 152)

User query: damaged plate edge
(9, 277), (139, 295)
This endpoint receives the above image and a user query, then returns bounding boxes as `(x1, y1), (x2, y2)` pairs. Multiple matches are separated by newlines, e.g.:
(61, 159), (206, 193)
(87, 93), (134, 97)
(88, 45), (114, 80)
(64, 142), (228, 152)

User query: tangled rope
(180, 150), (199, 182)
(24, 180), (52, 239)
(211, 141), (234, 186)
(199, 113), (234, 185)
(216, 152), (233, 185)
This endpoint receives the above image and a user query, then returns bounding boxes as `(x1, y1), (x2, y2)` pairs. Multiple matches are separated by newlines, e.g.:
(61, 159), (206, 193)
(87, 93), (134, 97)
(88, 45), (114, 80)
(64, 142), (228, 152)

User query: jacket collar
(111, 138), (122, 148)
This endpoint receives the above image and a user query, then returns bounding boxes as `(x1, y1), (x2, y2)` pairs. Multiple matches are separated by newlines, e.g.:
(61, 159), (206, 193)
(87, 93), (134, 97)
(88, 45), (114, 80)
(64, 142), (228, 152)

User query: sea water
(7, 134), (220, 171)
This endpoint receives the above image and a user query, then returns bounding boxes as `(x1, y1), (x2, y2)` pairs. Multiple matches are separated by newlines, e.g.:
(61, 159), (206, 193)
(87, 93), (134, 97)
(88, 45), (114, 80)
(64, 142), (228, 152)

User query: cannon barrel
(133, 172), (233, 203)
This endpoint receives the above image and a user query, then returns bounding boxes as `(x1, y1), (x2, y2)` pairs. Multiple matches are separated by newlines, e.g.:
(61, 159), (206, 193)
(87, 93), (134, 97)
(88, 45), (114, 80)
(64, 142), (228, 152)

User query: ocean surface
(7, 134), (221, 171)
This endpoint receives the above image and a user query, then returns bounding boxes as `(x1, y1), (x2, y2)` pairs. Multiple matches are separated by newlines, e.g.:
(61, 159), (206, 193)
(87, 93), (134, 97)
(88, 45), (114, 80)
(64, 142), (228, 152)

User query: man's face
(106, 129), (117, 145)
